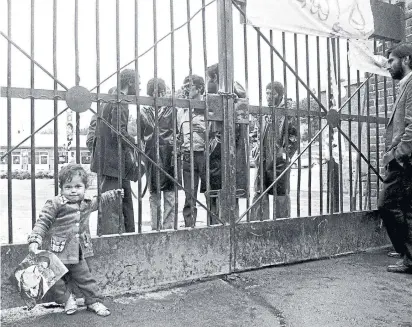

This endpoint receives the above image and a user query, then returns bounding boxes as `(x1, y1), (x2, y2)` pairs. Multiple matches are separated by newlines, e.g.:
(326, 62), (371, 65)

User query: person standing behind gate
(178, 75), (207, 228)
(206, 63), (248, 224)
(378, 43), (412, 274)
(250, 81), (298, 220)
(91, 69), (137, 235)
(141, 78), (177, 230)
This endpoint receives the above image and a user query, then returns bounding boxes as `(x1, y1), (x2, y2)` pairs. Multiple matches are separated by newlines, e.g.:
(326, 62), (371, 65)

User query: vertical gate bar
(135, 0), (143, 233)
(31, 0), (36, 227)
(326, 38), (333, 213)
(186, 0), (195, 227)
(257, 30), (264, 221)
(382, 41), (388, 122)
(244, 20), (250, 222)
(336, 39), (343, 213)
(170, 0), (178, 230)
(346, 40), (353, 211)
(270, 30), (277, 221)
(357, 70), (362, 210)
(316, 36), (323, 215)
(282, 32), (289, 216)
(391, 41), (397, 103)
(7, 0), (13, 243)
(53, 0), (59, 196)
(116, 0), (123, 233)
(217, 0), (236, 272)
(373, 39), (380, 204)
(153, 0), (161, 231)
(201, 0), (211, 226)
(74, 0), (80, 163)
(366, 74), (371, 210)
(95, 0), (103, 236)
(294, 33), (301, 217)
(306, 35), (312, 216)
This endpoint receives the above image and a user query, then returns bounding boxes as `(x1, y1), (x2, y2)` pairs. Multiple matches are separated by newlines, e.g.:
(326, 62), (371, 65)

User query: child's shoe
(87, 302), (111, 317)
(64, 294), (78, 315)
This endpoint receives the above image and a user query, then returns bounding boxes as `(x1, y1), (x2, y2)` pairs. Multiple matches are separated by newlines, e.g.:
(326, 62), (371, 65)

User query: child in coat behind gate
(28, 163), (124, 316)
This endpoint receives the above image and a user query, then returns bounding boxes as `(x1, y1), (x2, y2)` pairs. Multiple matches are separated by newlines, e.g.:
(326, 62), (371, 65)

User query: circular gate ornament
(65, 86), (92, 113)
(326, 109), (340, 128)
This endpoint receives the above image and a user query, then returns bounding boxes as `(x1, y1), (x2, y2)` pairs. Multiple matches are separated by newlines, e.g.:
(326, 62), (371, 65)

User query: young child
(28, 163), (124, 316)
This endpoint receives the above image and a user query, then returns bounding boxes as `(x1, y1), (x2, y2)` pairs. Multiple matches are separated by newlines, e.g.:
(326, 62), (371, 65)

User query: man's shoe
(64, 294), (78, 315)
(387, 251), (401, 258)
(387, 263), (412, 274)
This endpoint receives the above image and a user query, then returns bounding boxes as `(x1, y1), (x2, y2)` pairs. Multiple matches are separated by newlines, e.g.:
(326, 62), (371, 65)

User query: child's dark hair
(59, 164), (89, 189)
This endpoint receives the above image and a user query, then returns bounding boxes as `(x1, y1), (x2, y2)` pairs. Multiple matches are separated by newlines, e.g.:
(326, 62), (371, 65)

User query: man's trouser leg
(183, 154), (200, 227)
(99, 175), (121, 235)
(49, 259), (101, 305)
(378, 161), (412, 265)
(122, 180), (135, 233)
(149, 191), (162, 230)
(276, 169), (291, 218)
(163, 190), (175, 229)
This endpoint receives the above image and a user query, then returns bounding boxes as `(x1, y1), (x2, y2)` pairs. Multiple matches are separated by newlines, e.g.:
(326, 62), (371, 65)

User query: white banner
(247, 0), (374, 39)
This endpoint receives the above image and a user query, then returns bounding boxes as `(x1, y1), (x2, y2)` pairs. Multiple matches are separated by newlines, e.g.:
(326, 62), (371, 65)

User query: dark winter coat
(28, 191), (119, 264)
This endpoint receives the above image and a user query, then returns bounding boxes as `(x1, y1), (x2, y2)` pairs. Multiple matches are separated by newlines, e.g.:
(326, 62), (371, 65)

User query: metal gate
(0, 0), (403, 273)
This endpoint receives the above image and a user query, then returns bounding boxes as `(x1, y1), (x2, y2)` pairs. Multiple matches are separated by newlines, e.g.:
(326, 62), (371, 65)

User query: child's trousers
(48, 258), (101, 305)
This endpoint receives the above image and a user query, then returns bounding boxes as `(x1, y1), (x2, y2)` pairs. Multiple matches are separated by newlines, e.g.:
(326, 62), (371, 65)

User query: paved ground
(1, 248), (411, 327)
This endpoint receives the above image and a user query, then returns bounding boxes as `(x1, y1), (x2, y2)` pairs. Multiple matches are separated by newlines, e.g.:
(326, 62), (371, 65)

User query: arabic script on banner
(247, 0), (374, 39)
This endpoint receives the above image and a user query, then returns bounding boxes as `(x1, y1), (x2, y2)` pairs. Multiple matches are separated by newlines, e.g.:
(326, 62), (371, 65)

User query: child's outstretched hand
(116, 189), (124, 198)
(28, 242), (40, 254)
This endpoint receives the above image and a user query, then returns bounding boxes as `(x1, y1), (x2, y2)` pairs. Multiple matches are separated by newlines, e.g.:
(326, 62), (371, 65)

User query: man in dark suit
(379, 43), (412, 274)
(91, 69), (138, 235)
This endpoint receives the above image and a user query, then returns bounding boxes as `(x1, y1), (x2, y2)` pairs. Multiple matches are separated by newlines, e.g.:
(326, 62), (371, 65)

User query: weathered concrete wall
(1, 227), (231, 310)
(1, 211), (389, 310)
(235, 211), (389, 270)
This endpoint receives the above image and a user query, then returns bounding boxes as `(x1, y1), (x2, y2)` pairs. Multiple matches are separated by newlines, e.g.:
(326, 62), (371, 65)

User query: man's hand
(116, 189), (125, 198)
(28, 242), (40, 254)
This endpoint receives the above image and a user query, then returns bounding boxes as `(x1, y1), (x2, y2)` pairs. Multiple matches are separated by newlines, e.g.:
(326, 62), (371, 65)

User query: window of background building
(28, 151), (49, 165)
(81, 151), (91, 164)
(58, 151), (68, 164)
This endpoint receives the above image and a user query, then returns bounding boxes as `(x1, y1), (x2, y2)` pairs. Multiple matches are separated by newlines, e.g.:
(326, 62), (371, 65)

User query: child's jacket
(28, 190), (119, 264)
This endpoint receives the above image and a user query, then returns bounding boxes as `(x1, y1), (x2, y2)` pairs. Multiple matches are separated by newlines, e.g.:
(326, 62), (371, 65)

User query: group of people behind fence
(86, 65), (299, 235)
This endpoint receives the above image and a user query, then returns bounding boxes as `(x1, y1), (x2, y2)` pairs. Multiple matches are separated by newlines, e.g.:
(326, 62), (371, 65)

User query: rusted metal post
(217, 0), (236, 272)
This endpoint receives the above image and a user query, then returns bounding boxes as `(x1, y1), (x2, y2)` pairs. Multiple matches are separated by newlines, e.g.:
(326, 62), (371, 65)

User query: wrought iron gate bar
(30, 0), (36, 228)
(270, 30), (278, 221)
(305, 34), (312, 216)
(201, 0), (212, 226)
(135, 0), (143, 233)
(75, 0), (81, 164)
(0, 87), (206, 109)
(347, 39), (354, 211)
(53, 0), (59, 196)
(316, 35), (324, 215)
(0, 32), (68, 91)
(7, 0), (12, 244)
(295, 33), (301, 217)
